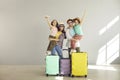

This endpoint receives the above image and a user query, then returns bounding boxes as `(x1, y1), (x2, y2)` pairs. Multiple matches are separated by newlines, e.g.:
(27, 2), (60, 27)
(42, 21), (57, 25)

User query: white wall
(0, 0), (120, 65)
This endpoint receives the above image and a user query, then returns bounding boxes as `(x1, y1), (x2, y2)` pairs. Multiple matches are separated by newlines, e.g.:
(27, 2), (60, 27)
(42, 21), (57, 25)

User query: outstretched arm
(44, 15), (52, 29)
(80, 9), (86, 25)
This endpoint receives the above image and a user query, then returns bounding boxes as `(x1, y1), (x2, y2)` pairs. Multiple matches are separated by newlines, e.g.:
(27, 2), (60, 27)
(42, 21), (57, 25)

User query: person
(44, 16), (59, 55)
(50, 24), (66, 58)
(66, 19), (80, 57)
(71, 10), (86, 49)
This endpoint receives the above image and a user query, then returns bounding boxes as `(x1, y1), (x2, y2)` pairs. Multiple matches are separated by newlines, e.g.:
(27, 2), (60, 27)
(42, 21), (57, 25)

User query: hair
(73, 17), (81, 23)
(51, 19), (59, 28)
(58, 24), (66, 39)
(67, 19), (74, 23)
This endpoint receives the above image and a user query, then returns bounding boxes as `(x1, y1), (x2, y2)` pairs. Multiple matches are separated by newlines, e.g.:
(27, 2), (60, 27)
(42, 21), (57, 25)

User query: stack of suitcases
(45, 50), (88, 77)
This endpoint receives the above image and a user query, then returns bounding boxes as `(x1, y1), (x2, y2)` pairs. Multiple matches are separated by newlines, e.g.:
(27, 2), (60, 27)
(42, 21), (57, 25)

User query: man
(66, 19), (80, 57)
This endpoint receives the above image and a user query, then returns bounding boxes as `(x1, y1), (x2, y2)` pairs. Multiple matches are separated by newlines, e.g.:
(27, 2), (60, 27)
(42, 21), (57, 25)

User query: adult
(50, 24), (66, 58)
(66, 19), (80, 57)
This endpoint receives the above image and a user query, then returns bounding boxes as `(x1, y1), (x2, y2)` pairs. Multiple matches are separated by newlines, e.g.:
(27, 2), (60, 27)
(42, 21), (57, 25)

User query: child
(45, 16), (59, 55)
(71, 10), (86, 49)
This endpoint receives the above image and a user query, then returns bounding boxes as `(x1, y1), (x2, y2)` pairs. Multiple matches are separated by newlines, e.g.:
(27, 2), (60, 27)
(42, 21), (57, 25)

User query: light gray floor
(0, 65), (120, 80)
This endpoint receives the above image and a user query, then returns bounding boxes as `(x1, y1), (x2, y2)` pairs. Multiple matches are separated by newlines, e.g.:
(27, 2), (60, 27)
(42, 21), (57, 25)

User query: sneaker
(71, 49), (76, 53)
(46, 51), (51, 56)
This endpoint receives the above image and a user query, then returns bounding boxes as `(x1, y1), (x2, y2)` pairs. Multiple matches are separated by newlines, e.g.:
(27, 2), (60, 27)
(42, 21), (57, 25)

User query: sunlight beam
(107, 33), (119, 64)
(96, 45), (107, 65)
(99, 16), (119, 35)
(96, 33), (119, 65)
(88, 65), (117, 71)
(55, 76), (64, 80)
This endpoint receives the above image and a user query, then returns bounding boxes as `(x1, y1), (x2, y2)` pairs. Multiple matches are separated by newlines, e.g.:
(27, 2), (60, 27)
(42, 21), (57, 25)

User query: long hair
(58, 24), (66, 39)
(51, 19), (59, 28)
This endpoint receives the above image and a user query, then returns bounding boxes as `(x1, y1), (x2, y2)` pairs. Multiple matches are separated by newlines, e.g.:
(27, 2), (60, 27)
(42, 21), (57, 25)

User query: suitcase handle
(62, 49), (68, 51)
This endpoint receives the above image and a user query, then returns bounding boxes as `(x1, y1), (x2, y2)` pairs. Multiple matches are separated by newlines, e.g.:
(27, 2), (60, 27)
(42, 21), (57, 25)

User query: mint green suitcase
(46, 56), (59, 76)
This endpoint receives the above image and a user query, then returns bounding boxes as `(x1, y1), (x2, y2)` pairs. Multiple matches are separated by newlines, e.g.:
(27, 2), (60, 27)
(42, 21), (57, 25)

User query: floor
(0, 65), (120, 80)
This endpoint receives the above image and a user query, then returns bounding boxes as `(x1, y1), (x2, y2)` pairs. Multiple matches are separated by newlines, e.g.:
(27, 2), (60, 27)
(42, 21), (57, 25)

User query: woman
(50, 24), (66, 58)
(44, 16), (59, 55)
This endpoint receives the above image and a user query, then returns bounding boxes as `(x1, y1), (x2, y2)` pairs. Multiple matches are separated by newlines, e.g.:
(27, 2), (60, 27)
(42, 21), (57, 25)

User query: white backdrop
(0, 0), (120, 65)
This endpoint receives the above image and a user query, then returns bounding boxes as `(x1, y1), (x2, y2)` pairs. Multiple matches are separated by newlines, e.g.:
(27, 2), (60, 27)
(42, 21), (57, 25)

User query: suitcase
(59, 58), (71, 76)
(62, 49), (70, 58)
(71, 52), (88, 77)
(46, 55), (59, 76)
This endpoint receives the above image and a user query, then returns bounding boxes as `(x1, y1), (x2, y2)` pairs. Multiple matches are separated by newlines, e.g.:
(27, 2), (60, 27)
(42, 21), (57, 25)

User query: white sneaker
(46, 51), (51, 55)
(72, 49), (76, 52)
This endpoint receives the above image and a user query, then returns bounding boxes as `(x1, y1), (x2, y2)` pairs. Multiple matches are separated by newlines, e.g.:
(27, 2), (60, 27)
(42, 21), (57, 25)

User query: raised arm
(49, 38), (59, 41)
(44, 16), (52, 29)
(80, 9), (86, 25)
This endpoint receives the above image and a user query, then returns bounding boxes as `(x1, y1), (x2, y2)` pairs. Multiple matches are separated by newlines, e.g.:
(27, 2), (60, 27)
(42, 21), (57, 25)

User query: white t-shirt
(66, 27), (80, 48)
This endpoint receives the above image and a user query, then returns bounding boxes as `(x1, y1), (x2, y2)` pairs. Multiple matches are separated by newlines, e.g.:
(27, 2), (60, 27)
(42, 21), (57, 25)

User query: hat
(59, 22), (64, 24)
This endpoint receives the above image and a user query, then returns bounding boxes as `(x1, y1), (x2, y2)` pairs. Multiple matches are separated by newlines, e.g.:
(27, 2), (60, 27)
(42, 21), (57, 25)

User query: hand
(72, 38), (77, 42)
(45, 15), (50, 19)
(49, 38), (58, 41)
(72, 38), (76, 41)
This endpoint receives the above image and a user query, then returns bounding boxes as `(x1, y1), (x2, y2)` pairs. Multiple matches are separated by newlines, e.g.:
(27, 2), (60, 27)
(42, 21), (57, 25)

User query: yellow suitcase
(71, 52), (88, 77)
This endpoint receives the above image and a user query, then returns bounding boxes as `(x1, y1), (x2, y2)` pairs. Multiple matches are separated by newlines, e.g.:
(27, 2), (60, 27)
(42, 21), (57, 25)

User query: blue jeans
(51, 45), (63, 58)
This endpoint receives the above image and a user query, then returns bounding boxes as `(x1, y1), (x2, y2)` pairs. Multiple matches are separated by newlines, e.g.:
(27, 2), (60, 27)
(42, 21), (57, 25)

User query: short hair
(67, 19), (74, 23)
(73, 18), (81, 23)
(58, 24), (65, 29)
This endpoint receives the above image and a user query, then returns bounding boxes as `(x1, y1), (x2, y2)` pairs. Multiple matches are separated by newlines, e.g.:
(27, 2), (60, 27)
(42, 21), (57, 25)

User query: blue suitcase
(46, 55), (59, 76)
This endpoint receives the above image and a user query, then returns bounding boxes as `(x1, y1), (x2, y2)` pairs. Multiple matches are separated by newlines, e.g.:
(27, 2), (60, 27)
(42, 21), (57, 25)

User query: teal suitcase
(46, 56), (59, 76)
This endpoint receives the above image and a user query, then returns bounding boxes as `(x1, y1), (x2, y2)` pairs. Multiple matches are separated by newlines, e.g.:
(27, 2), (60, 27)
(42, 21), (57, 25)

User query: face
(74, 20), (79, 25)
(52, 20), (58, 26)
(59, 26), (64, 31)
(67, 21), (73, 27)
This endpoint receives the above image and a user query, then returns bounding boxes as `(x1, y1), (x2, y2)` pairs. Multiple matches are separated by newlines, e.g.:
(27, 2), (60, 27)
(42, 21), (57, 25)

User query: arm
(49, 38), (59, 41)
(59, 34), (64, 42)
(44, 16), (52, 29)
(80, 9), (86, 25)
(66, 28), (77, 41)
(66, 28), (72, 40)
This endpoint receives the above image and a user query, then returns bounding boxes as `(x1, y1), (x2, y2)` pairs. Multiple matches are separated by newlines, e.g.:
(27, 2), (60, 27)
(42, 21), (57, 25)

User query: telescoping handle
(62, 49), (68, 51)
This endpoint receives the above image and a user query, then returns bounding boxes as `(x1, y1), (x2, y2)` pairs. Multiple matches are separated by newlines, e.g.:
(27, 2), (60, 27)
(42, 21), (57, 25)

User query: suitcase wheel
(85, 75), (87, 78)
(68, 74), (71, 77)
(46, 74), (48, 77)
(59, 74), (63, 76)
(71, 75), (74, 77)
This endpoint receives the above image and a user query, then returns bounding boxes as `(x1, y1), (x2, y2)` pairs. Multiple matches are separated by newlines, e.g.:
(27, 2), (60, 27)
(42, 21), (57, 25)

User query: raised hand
(45, 15), (50, 19)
